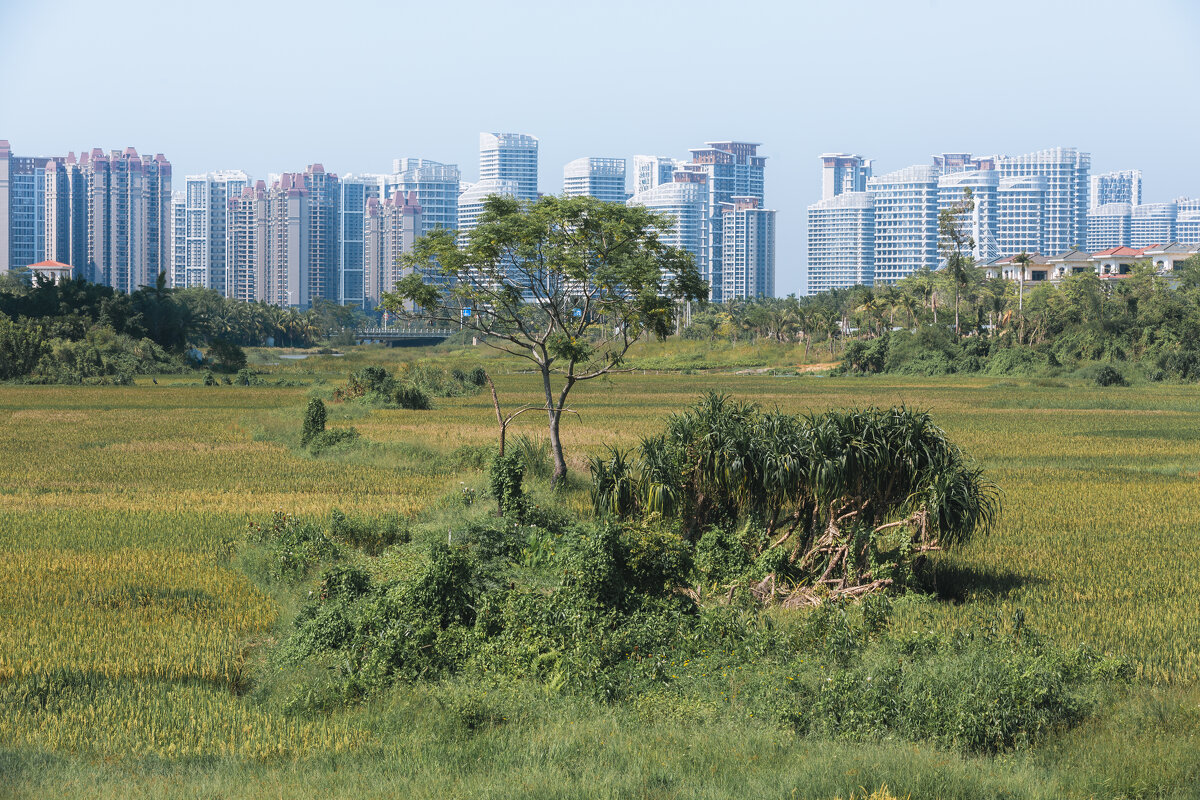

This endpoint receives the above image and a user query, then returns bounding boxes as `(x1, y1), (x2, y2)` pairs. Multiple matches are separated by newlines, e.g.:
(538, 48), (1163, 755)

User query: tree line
(684, 254), (1200, 381)
(0, 271), (377, 382)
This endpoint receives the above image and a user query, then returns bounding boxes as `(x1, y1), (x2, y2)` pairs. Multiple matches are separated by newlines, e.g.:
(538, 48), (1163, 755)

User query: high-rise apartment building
(261, 173), (307, 308)
(479, 133), (538, 202)
(806, 191), (874, 294)
(996, 176), (1047, 256)
(364, 191), (422, 306)
(28, 146), (173, 292)
(677, 141), (766, 301)
(721, 196), (775, 300)
(225, 165), (343, 309)
(170, 192), (186, 287)
(383, 158), (460, 238)
(182, 170), (249, 291)
(996, 147), (1089, 255)
(1086, 203), (1132, 250)
(820, 153), (872, 200)
(226, 182), (267, 303)
(4, 150), (50, 269)
(632, 155), (681, 196)
(1089, 169), (1142, 208)
(562, 157), (627, 203)
(867, 164), (940, 284)
(0, 141), (9, 272)
(302, 165), (339, 305)
(937, 169), (1000, 262)
(1130, 202), (1176, 247)
(1177, 212), (1200, 245)
(627, 174), (708, 280)
(338, 178), (368, 307)
(457, 178), (518, 245)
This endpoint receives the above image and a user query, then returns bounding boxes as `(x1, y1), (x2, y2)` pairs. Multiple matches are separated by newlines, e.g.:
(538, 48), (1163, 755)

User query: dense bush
(1093, 364), (1129, 387)
(306, 427), (361, 454)
(248, 512), (340, 582)
(300, 398), (327, 447)
(31, 327), (185, 385)
(207, 339), (247, 372)
(589, 394), (999, 599)
(489, 451), (526, 518)
(329, 508), (410, 555)
(334, 363), (483, 409)
(266, 502), (1123, 754)
(0, 317), (47, 380)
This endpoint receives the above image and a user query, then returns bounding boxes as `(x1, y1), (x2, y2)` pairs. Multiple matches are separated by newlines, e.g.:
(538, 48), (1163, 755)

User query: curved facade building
(1130, 202), (1177, 247)
(807, 190), (874, 293)
(937, 169), (999, 262)
(867, 165), (939, 284)
(1086, 202), (1132, 250)
(627, 179), (707, 277)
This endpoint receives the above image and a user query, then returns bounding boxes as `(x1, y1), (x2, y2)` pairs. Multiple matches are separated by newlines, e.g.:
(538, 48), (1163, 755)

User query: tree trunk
(486, 373), (506, 456)
(541, 364), (567, 486)
(954, 283), (960, 336)
(1018, 276), (1025, 344)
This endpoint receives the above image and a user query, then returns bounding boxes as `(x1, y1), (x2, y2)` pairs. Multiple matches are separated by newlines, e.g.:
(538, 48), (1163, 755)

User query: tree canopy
(383, 194), (707, 483)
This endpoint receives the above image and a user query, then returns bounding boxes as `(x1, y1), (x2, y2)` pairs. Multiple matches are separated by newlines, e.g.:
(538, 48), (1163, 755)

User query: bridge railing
(354, 328), (455, 337)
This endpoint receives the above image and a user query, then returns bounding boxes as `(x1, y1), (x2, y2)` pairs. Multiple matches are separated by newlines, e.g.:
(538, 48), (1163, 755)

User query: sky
(2, 0), (1198, 297)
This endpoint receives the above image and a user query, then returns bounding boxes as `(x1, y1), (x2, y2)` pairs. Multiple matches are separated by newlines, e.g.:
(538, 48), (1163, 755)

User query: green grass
(3, 347), (1200, 797)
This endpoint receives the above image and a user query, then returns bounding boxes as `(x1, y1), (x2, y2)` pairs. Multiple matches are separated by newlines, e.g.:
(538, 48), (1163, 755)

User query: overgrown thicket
(590, 393), (999, 604)
(243, 395), (1130, 755)
(251, 504), (1122, 755)
(333, 363), (487, 410)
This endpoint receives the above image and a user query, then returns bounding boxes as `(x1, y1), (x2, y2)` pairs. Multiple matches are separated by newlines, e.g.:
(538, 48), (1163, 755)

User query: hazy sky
(2, 0), (1197, 296)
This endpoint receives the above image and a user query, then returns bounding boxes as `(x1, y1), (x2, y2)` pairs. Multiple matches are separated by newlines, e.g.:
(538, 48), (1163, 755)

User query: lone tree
(382, 194), (706, 485)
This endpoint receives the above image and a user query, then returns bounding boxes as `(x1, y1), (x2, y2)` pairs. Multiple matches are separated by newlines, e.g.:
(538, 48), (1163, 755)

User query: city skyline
(6, 132), (1198, 303)
(3, 0), (1196, 296)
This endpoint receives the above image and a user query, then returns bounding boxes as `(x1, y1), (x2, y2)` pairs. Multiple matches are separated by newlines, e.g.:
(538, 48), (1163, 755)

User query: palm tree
(897, 291), (921, 331)
(877, 284), (900, 328)
(909, 267), (937, 324)
(939, 190), (976, 337)
(795, 306), (813, 361)
(853, 289), (879, 337)
(1012, 251), (1033, 344)
(981, 277), (1009, 338)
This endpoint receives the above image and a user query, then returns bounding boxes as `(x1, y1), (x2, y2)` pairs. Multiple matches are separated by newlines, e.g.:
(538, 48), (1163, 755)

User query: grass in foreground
(2, 350), (1200, 797)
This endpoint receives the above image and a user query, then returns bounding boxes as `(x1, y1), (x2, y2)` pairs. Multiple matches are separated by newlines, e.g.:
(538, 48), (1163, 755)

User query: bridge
(353, 328), (456, 347)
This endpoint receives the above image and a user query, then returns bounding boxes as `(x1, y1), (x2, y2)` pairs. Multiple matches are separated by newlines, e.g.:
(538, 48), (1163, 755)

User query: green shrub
(234, 368), (262, 386)
(511, 433), (552, 479)
(0, 317), (47, 380)
(885, 328), (960, 376)
(247, 511), (339, 581)
(489, 451), (525, 518)
(28, 326), (184, 385)
(392, 385), (432, 410)
(300, 398), (327, 447)
(329, 509), (410, 555)
(984, 346), (1045, 376)
(207, 338), (247, 372)
(783, 612), (1126, 754)
(694, 526), (754, 585)
(1094, 364), (1128, 387)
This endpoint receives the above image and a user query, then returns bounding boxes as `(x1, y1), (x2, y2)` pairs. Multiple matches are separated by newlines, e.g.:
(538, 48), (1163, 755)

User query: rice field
(2, 352), (1199, 797)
